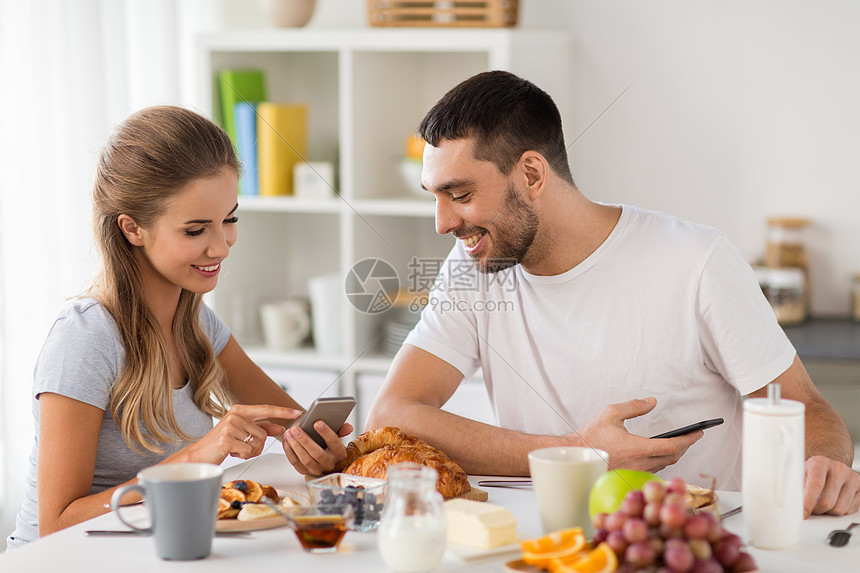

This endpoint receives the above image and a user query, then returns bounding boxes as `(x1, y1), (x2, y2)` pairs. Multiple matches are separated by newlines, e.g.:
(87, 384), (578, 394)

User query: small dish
(306, 473), (387, 531)
(284, 504), (354, 553)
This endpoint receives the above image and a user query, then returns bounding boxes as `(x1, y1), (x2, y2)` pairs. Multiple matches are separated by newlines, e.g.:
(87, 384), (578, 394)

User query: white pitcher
(742, 383), (804, 549)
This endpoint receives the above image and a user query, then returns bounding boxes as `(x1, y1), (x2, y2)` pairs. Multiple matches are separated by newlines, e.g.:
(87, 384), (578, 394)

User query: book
(217, 69), (266, 145)
(233, 102), (259, 196)
(256, 103), (308, 196)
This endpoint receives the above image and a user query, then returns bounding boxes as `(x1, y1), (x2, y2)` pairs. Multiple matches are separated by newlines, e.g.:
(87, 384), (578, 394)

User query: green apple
(588, 469), (663, 517)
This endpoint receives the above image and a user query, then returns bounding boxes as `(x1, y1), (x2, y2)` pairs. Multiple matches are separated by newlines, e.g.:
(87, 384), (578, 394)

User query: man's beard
(471, 182), (539, 274)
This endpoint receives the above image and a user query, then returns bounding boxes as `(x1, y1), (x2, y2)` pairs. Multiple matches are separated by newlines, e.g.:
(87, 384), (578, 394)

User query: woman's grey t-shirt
(7, 298), (230, 548)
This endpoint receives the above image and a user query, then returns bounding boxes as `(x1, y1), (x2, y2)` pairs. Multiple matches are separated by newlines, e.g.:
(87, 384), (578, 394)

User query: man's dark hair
(418, 70), (574, 185)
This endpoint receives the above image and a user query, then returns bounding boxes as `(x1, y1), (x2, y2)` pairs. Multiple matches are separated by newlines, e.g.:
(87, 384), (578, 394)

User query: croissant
(335, 427), (471, 499)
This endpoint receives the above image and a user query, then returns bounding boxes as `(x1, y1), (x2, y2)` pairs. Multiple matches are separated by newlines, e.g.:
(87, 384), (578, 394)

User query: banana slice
(280, 495), (301, 508)
(237, 502), (279, 521)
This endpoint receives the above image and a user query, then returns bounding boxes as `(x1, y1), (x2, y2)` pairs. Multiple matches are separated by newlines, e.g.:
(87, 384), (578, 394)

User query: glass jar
(377, 463), (446, 573)
(765, 217), (810, 270)
(765, 268), (807, 326)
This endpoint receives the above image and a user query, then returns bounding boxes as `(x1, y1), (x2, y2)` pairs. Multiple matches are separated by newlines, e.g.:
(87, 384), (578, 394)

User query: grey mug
(111, 462), (223, 560)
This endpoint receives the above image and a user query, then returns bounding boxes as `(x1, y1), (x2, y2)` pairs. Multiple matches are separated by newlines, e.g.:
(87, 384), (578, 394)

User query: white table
(1, 451), (857, 572)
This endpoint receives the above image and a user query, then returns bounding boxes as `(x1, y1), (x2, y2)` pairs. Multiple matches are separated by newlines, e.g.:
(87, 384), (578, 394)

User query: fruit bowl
(306, 473), (387, 532)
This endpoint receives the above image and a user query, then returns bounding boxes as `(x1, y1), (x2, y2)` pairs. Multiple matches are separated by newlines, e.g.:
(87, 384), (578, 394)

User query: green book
(217, 69), (267, 146)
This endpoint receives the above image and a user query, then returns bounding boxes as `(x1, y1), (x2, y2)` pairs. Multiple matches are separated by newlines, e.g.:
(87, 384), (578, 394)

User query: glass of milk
(378, 463), (447, 572)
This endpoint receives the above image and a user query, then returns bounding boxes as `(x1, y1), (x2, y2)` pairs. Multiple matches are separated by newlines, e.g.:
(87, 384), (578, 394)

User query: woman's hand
(282, 420), (354, 476)
(180, 404), (303, 465)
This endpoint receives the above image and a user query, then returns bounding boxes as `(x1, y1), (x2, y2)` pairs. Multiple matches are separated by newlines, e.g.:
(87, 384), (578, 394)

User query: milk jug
(742, 383), (804, 549)
(378, 463), (446, 572)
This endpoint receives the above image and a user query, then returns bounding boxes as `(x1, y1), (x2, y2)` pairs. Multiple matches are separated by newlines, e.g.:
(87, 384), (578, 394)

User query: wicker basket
(367, 0), (519, 28)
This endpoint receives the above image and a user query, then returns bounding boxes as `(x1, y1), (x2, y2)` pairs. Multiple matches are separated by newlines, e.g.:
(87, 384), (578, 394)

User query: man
(366, 71), (859, 517)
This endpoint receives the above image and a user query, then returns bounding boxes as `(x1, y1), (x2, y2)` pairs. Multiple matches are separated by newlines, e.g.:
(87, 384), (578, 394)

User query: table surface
(1, 450), (858, 572)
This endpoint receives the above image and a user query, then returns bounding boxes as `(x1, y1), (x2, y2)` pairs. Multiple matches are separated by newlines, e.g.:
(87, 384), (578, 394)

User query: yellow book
(256, 103), (308, 196)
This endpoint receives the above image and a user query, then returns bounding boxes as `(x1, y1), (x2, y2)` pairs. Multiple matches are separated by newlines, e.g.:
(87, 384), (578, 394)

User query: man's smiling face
(422, 138), (538, 273)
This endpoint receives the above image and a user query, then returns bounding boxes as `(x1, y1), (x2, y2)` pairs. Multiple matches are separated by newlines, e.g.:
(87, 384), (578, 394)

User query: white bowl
(398, 159), (428, 198)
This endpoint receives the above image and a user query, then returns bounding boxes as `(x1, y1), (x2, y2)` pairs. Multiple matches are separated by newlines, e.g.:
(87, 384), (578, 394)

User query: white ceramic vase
(260, 0), (316, 27)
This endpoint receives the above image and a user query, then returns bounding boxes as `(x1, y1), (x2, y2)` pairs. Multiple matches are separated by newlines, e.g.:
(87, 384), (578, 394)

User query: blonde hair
(90, 105), (240, 453)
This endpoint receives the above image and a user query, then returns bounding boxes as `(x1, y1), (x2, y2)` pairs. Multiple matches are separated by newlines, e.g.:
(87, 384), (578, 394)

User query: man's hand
(803, 456), (860, 517)
(571, 397), (703, 473)
(281, 420), (354, 476)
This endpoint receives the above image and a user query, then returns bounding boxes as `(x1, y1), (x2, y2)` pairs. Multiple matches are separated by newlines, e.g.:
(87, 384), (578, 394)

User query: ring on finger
(243, 433), (254, 444)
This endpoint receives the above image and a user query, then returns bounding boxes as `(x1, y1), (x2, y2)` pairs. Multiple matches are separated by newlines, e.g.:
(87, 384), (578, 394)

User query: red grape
(606, 512), (627, 532)
(659, 522), (684, 540)
(621, 489), (646, 517)
(684, 513), (711, 539)
(592, 527), (608, 545)
(688, 538), (712, 560)
(713, 533), (742, 567)
(731, 551), (758, 572)
(690, 558), (723, 573)
(592, 512), (608, 530)
(663, 539), (694, 572)
(643, 480), (667, 503)
(647, 535), (664, 556)
(643, 501), (662, 526)
(606, 530), (629, 555)
(664, 492), (687, 508)
(666, 477), (687, 494)
(625, 541), (657, 567)
(623, 517), (649, 543)
(660, 502), (686, 528)
(707, 519), (724, 543)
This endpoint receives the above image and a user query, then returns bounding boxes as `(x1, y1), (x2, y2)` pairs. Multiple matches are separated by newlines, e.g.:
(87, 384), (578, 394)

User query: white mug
(260, 299), (311, 350)
(742, 389), (804, 549)
(111, 463), (223, 560)
(528, 447), (608, 536)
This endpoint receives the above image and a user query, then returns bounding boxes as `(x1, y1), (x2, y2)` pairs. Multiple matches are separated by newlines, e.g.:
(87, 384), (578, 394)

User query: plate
(504, 559), (541, 572)
(447, 540), (521, 562)
(215, 489), (308, 532)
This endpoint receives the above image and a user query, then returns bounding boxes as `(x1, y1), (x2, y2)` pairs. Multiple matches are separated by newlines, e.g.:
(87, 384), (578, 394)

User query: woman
(7, 106), (350, 547)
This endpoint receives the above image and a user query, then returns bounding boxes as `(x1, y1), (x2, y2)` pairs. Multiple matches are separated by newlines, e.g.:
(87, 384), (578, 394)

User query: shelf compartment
(350, 50), (490, 201)
(212, 211), (341, 347)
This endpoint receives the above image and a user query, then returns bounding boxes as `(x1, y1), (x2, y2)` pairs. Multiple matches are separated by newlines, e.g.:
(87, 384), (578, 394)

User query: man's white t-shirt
(404, 204), (796, 490)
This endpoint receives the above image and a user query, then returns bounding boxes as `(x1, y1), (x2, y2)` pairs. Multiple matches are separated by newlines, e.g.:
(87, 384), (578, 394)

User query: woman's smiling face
(133, 168), (239, 296)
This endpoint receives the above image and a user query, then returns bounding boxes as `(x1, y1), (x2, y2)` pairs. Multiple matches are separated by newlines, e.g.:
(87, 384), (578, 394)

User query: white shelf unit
(196, 29), (570, 431)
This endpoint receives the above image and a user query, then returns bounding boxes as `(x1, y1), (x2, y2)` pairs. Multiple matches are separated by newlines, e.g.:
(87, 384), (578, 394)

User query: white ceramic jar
(742, 384), (805, 549)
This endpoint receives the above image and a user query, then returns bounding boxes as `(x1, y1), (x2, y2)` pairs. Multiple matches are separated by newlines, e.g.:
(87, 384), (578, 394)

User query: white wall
(533, 0), (860, 316)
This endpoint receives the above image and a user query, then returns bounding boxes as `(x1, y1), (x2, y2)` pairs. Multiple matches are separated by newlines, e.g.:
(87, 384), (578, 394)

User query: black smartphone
(650, 418), (724, 439)
(290, 396), (356, 449)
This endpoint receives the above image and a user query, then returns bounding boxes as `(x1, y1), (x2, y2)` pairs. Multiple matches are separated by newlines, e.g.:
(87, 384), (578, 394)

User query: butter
(444, 498), (517, 549)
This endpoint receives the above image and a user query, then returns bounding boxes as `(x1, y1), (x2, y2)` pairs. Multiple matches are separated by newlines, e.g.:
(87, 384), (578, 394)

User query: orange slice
(554, 542), (618, 573)
(520, 527), (587, 569)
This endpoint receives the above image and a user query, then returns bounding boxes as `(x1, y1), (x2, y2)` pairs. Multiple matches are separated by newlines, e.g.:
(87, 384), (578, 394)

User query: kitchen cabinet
(195, 29), (570, 432)
(782, 319), (860, 444)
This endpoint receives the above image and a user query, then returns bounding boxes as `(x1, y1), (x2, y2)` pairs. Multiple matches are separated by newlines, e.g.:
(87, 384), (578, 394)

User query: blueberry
(230, 500), (242, 510)
(366, 493), (376, 505)
(320, 489), (335, 502)
(233, 480), (248, 493)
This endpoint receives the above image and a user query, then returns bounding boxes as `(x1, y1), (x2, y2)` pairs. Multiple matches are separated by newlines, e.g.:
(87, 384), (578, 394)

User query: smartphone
(650, 418), (724, 439)
(289, 396), (356, 449)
